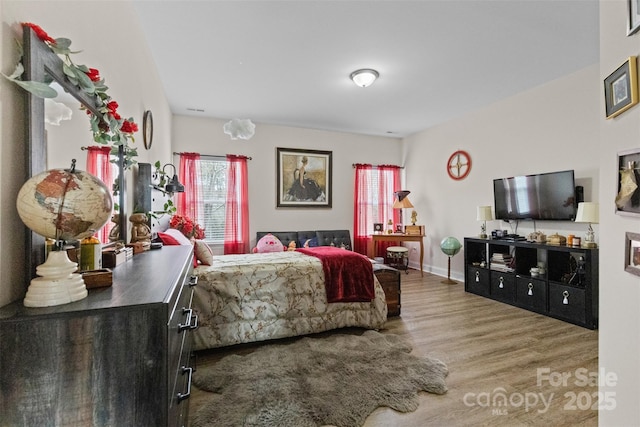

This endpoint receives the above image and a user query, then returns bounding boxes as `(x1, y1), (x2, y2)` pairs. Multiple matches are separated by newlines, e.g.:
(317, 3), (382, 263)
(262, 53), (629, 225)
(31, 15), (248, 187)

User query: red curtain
(353, 164), (401, 256)
(176, 152), (202, 220)
(224, 155), (249, 254)
(86, 146), (114, 243)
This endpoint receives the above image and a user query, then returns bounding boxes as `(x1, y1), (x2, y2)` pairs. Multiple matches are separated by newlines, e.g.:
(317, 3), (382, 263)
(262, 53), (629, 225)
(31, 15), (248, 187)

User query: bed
(191, 248), (388, 350)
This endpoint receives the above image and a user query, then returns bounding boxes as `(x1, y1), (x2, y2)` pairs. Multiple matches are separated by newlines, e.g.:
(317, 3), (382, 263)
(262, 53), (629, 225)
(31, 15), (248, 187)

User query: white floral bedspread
(192, 251), (387, 350)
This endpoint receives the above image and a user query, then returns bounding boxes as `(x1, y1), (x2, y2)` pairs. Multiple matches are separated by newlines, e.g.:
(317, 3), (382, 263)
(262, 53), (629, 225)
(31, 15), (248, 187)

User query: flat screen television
(493, 170), (577, 221)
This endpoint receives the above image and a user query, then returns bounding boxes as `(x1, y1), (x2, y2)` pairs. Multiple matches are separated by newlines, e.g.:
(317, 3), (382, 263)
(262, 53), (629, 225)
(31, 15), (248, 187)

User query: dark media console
(464, 237), (598, 329)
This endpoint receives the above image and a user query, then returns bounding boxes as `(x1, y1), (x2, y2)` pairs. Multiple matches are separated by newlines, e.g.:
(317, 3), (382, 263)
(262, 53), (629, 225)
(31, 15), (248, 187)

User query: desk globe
(440, 236), (461, 284)
(16, 161), (113, 307)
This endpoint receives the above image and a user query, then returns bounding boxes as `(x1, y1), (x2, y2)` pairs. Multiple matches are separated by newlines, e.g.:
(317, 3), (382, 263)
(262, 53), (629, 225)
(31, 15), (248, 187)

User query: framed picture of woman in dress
(277, 147), (332, 208)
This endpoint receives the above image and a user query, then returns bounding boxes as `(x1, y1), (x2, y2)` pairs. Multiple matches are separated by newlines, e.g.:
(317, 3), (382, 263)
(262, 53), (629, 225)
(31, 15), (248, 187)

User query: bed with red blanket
(191, 248), (387, 350)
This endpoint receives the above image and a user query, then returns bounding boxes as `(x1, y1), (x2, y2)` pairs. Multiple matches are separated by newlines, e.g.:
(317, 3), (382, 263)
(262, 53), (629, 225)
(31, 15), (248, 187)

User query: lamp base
(23, 250), (87, 308)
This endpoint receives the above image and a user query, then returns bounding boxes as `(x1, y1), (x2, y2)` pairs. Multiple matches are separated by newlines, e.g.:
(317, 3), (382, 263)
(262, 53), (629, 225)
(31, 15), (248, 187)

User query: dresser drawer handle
(498, 277), (504, 289)
(475, 271), (480, 282)
(563, 290), (569, 305)
(189, 275), (198, 287)
(176, 366), (193, 402)
(528, 283), (534, 296)
(178, 308), (194, 331)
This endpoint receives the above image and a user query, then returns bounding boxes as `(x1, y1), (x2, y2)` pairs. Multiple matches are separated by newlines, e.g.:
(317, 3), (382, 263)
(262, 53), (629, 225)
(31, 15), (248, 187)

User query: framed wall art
(628, 0), (640, 36)
(604, 56), (638, 119)
(615, 148), (640, 217)
(624, 232), (640, 277)
(276, 147), (332, 208)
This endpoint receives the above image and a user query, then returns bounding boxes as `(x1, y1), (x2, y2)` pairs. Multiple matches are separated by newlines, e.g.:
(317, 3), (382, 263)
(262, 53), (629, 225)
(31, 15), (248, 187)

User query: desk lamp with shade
(16, 160), (113, 307)
(476, 206), (494, 239)
(393, 190), (414, 231)
(575, 202), (599, 248)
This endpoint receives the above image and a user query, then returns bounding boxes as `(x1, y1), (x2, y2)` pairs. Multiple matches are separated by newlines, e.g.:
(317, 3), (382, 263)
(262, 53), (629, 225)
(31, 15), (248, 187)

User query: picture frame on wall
(604, 56), (638, 119)
(276, 147), (332, 208)
(615, 148), (640, 217)
(624, 232), (640, 277)
(628, 0), (640, 36)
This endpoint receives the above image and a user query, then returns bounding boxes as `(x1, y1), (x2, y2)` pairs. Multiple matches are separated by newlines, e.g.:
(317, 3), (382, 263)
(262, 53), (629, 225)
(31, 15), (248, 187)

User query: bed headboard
(255, 230), (352, 250)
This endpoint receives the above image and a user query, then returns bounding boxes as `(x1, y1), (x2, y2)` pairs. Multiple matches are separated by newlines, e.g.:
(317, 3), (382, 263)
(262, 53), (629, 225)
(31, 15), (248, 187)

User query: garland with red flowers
(3, 23), (139, 169)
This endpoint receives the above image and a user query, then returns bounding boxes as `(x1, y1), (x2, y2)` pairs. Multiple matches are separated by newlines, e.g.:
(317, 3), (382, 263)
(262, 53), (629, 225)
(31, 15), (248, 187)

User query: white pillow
(194, 240), (214, 265)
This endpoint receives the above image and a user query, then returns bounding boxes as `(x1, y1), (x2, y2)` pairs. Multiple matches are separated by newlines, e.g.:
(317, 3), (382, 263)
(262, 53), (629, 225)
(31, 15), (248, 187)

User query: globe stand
(23, 250), (87, 307)
(441, 256), (457, 285)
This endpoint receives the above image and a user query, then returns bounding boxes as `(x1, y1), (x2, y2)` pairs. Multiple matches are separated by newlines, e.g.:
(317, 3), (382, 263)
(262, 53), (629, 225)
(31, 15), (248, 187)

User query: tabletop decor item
(15, 160), (113, 307)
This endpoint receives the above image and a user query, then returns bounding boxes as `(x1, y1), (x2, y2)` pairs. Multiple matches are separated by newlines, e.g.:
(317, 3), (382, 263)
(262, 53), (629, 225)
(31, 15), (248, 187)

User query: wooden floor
(189, 269), (598, 427)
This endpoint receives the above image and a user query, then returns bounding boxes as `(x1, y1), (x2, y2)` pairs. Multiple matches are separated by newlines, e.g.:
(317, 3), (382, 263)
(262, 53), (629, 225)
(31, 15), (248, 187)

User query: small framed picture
(628, 0), (640, 36)
(604, 56), (638, 119)
(395, 225), (403, 233)
(615, 148), (640, 217)
(625, 232), (640, 277)
(373, 223), (383, 233)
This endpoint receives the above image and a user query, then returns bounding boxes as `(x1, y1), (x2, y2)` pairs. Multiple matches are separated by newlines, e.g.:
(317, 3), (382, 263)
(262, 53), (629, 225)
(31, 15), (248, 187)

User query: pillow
(299, 237), (318, 248)
(194, 240), (214, 265)
(253, 233), (285, 253)
(158, 228), (193, 246)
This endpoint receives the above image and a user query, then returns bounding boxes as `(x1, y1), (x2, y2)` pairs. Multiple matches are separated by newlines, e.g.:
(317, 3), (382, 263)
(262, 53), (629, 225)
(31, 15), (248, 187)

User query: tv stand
(464, 237), (598, 329)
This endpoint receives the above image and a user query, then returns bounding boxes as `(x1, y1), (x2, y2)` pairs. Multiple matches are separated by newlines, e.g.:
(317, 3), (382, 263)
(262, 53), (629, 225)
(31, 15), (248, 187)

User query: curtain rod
(352, 163), (403, 169)
(173, 152), (252, 160)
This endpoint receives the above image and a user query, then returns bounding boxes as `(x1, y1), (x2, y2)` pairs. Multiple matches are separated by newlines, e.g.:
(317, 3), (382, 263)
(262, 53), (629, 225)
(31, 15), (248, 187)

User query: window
(198, 157), (227, 243)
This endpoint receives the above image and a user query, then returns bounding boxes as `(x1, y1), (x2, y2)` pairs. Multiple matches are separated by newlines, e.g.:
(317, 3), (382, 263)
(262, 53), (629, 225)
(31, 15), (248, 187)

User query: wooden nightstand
(373, 264), (401, 317)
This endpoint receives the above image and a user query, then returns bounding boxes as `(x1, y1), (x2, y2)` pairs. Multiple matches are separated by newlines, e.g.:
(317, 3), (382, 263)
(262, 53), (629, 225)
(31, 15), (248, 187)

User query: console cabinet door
(516, 276), (547, 311)
(466, 266), (490, 296)
(549, 283), (586, 325)
(490, 272), (516, 302)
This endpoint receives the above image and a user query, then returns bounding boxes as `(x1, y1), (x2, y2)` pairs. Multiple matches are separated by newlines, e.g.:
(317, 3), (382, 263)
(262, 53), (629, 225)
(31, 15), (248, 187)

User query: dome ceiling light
(350, 69), (379, 88)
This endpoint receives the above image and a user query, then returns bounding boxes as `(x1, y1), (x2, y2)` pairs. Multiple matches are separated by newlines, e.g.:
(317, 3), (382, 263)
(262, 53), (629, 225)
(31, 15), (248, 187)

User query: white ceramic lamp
(476, 206), (494, 239)
(575, 202), (599, 248)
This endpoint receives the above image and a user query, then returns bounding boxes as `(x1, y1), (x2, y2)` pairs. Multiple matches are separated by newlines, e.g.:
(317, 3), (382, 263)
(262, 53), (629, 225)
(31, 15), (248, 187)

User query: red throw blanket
(296, 246), (374, 303)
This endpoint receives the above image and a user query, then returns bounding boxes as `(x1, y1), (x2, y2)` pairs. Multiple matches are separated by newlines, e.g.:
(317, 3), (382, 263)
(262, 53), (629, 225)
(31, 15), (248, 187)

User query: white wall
(599, 1), (640, 424)
(172, 115), (402, 251)
(0, 0), (173, 306)
(403, 64), (600, 280)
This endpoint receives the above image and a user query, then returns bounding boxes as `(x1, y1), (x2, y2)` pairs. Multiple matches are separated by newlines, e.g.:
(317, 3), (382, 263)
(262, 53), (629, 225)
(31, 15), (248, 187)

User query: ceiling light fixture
(350, 69), (379, 88)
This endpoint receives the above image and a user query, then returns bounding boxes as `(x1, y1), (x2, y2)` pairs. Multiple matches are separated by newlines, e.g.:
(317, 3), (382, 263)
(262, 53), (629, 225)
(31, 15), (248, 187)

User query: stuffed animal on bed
(287, 241), (296, 251)
(253, 233), (285, 253)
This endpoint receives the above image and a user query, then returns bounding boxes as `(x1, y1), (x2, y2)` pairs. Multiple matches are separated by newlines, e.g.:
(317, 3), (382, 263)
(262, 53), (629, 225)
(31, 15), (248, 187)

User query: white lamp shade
(575, 202), (599, 223)
(477, 206), (494, 221)
(350, 69), (379, 87)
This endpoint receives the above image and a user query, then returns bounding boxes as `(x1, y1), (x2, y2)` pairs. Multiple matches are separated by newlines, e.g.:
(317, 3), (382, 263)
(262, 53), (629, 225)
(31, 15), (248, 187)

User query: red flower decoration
(170, 215), (205, 239)
(22, 23), (56, 45)
(120, 120), (138, 134)
(86, 68), (101, 82)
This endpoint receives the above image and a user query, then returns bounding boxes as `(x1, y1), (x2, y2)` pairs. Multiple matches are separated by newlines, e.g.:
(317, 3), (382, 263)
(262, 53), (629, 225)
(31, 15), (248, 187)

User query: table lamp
(575, 202), (599, 248)
(476, 206), (493, 239)
(393, 190), (414, 231)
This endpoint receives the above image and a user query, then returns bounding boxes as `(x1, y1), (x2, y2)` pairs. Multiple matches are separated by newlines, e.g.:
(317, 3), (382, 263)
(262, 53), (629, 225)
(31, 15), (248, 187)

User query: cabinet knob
(563, 290), (570, 305)
(528, 282), (533, 296)
(475, 271), (480, 282)
(499, 276), (504, 289)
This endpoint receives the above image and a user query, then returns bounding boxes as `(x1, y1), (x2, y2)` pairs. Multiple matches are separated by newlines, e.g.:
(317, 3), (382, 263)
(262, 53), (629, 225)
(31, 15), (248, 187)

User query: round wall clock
(143, 110), (153, 150)
(447, 150), (472, 180)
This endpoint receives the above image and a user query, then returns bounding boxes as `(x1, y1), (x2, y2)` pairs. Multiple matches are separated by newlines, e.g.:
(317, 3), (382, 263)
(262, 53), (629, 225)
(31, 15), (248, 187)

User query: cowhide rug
(191, 330), (448, 427)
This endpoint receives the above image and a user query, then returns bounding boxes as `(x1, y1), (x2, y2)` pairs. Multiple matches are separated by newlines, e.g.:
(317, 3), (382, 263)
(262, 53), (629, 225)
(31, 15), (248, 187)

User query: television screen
(493, 170), (577, 221)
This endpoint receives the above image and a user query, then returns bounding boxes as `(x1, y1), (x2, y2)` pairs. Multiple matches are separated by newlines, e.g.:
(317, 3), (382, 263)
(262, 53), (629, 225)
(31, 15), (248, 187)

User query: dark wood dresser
(0, 246), (196, 426)
(373, 264), (401, 317)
